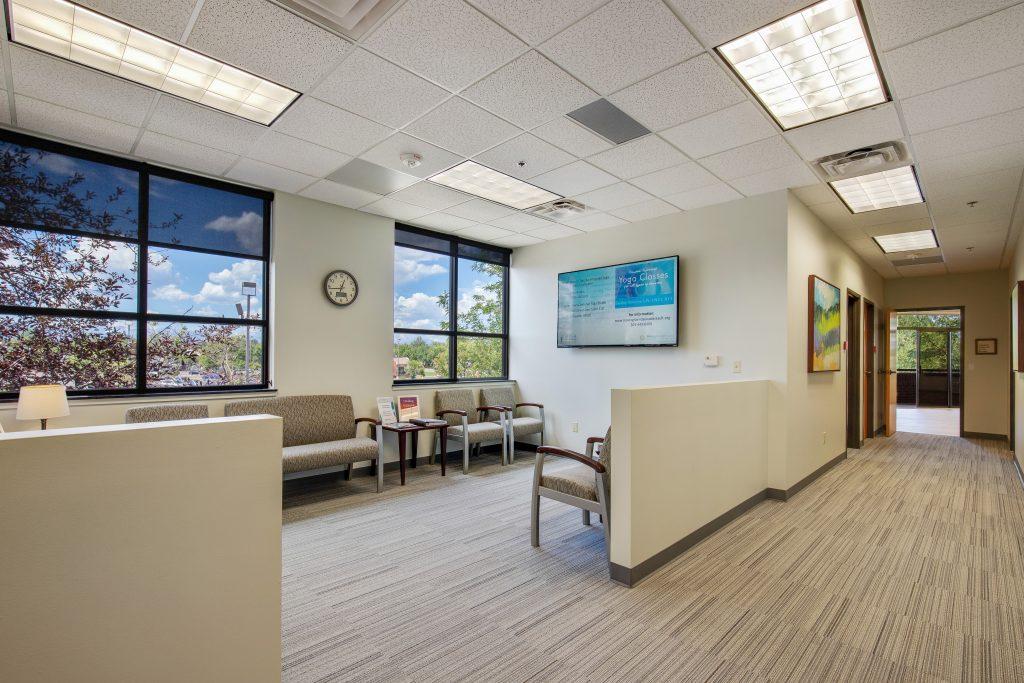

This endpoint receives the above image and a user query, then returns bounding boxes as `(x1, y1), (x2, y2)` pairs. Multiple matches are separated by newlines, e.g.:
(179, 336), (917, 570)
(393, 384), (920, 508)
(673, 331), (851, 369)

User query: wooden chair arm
(537, 446), (606, 473)
(437, 409), (467, 417)
(517, 402), (543, 409)
(586, 436), (604, 444)
(477, 405), (509, 414)
(354, 417), (381, 426)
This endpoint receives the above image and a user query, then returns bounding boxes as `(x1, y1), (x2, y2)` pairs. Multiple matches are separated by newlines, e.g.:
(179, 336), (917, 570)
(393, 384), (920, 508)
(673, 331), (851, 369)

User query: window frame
(0, 128), (272, 400)
(393, 224), (510, 385)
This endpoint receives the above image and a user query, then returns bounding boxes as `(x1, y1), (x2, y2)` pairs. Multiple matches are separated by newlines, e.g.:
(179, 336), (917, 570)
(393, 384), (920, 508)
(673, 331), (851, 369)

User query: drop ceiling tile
(188, 0), (351, 91)
(531, 117), (613, 157)
(896, 263), (948, 277)
(912, 108), (1024, 162)
(247, 131), (351, 177)
(406, 98), (520, 158)
(313, 49), (449, 129)
(539, 0), (702, 95)
(588, 135), (687, 179)
(731, 162), (825, 196)
(136, 131), (239, 176)
(782, 104), (904, 161)
(454, 224), (516, 241)
(411, 213), (480, 232)
(924, 167), (1023, 202)
(0, 90), (9, 125)
(492, 233), (544, 247)
(572, 182), (653, 211)
(387, 182), (473, 211)
(868, 0), (1019, 51)
(363, 0), (526, 90)
(474, 134), (575, 180)
(226, 158), (315, 193)
(465, 0), (607, 44)
(609, 198), (679, 222)
(327, 158), (419, 195)
(608, 54), (744, 132)
(10, 46), (156, 127)
(698, 136), (801, 180)
(561, 212), (627, 231)
(530, 161), (618, 196)
(860, 217), (933, 237)
(76, 0), (198, 40)
(665, 0), (809, 46)
(360, 133), (462, 179)
(916, 141), (1024, 183)
(792, 184), (837, 207)
(630, 162), (719, 196)
(946, 255), (1003, 273)
(931, 193), (1014, 229)
(934, 219), (1006, 237)
(463, 51), (597, 129)
(661, 101), (777, 160)
(938, 228), (1007, 250)
(490, 213), (555, 233)
(664, 182), (742, 210)
(147, 96), (263, 155)
(808, 201), (857, 229)
(300, 180), (382, 209)
(849, 202), (930, 226)
(14, 96), (139, 153)
(901, 65), (1024, 135)
(524, 223), (583, 240)
(884, 4), (1024, 99)
(274, 98), (392, 156)
(445, 198), (518, 222)
(361, 197), (432, 221)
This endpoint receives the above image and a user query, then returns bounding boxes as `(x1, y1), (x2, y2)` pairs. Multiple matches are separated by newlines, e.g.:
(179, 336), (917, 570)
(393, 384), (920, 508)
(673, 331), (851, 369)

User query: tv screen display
(557, 256), (679, 348)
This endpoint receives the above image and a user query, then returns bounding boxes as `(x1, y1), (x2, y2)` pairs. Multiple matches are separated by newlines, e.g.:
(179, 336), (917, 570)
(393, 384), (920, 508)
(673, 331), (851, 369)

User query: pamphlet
(376, 396), (398, 425)
(397, 395), (420, 421)
(410, 418), (446, 427)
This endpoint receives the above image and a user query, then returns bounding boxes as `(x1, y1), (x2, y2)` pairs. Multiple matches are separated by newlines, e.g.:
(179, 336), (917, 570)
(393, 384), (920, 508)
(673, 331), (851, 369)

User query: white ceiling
(1, 0), (1022, 275)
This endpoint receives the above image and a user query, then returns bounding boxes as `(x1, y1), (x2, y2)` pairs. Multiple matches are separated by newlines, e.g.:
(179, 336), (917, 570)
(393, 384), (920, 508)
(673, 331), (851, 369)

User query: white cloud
(35, 152), (79, 176)
(152, 284), (192, 301)
(457, 280), (498, 313)
(395, 249), (447, 285)
(204, 211), (262, 253)
(394, 292), (444, 328)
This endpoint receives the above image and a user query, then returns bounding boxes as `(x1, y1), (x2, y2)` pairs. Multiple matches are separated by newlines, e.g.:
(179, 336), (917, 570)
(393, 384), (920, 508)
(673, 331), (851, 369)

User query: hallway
(281, 433), (1024, 682)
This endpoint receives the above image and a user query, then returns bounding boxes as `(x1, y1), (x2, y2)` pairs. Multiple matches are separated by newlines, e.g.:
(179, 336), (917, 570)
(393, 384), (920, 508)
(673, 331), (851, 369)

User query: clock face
(324, 270), (358, 306)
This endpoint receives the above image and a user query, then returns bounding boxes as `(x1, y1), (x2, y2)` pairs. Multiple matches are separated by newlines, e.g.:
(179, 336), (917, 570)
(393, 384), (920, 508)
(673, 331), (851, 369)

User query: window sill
(0, 388), (277, 408)
(391, 379), (514, 391)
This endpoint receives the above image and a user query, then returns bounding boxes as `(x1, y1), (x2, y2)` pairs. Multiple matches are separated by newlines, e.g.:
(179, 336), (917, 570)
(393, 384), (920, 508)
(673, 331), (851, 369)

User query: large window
(393, 226), (509, 383)
(0, 130), (271, 398)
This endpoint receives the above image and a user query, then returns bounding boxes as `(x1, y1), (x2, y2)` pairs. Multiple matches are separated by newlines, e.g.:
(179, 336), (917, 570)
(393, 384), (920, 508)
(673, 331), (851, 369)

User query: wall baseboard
(1014, 457), (1024, 493)
(963, 431), (1008, 441)
(610, 449), (848, 587)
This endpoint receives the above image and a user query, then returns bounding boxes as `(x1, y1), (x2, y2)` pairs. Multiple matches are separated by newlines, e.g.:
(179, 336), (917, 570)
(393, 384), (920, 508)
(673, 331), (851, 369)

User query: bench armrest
(355, 417), (380, 426)
(537, 446), (606, 473)
(517, 402), (543, 409)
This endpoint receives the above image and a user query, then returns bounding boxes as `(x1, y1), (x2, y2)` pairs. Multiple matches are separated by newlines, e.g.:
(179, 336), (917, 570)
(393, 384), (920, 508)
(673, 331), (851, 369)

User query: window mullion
(137, 172), (149, 393)
(449, 246), (457, 381)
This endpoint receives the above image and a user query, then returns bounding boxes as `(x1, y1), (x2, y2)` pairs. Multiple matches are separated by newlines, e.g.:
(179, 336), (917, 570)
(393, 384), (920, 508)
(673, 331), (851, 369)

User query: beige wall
(785, 195), (885, 487)
(0, 416), (283, 682)
(610, 380), (770, 569)
(1009, 233), (1024, 461)
(885, 270), (1010, 436)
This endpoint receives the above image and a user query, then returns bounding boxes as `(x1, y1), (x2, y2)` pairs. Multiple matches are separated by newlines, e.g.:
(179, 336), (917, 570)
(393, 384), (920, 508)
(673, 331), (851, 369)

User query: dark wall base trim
(610, 449), (848, 587)
(963, 431), (1009, 441)
(1014, 457), (1024, 493)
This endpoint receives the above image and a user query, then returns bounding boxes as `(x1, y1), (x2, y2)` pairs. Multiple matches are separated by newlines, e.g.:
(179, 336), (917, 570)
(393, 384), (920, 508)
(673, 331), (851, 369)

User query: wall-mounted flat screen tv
(557, 256), (679, 348)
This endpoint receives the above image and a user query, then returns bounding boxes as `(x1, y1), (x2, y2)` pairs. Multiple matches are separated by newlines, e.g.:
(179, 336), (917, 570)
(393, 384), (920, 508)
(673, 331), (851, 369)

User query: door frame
(863, 298), (876, 440)
(846, 289), (863, 450)
(890, 306), (966, 438)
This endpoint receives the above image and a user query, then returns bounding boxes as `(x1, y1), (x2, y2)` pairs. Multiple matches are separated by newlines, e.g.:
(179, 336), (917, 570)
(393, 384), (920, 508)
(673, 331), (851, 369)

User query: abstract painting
(808, 275), (841, 372)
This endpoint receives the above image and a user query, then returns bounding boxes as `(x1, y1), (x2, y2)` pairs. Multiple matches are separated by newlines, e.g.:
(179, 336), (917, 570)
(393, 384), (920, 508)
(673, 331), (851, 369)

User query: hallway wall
(885, 270), (1010, 437)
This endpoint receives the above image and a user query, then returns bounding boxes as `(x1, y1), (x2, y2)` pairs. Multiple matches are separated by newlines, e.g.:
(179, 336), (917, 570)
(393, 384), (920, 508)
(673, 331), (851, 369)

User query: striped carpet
(281, 434), (1024, 682)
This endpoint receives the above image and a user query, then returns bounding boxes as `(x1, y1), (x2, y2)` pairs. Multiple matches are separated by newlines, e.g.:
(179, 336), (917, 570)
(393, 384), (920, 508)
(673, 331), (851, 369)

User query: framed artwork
(1014, 282), (1024, 371)
(808, 275), (841, 372)
(975, 338), (997, 355)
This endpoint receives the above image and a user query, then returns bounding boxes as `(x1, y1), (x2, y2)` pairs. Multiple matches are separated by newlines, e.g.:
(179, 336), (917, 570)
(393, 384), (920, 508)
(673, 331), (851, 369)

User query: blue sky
(393, 247), (501, 331)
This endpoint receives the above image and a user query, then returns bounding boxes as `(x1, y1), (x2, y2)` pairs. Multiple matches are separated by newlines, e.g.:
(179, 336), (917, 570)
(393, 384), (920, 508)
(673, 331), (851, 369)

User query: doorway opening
(894, 309), (963, 437)
(846, 291), (862, 450)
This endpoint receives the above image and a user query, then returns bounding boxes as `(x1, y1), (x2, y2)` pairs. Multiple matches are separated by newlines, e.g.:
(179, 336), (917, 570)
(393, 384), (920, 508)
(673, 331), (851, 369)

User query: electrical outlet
(571, 421), (579, 433)
(732, 360), (742, 373)
(822, 432), (827, 445)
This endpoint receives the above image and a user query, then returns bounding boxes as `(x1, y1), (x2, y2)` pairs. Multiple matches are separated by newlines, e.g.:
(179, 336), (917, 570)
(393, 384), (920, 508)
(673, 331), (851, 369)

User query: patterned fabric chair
(125, 403), (209, 423)
(531, 428), (611, 559)
(224, 395), (384, 491)
(480, 386), (543, 464)
(434, 388), (508, 475)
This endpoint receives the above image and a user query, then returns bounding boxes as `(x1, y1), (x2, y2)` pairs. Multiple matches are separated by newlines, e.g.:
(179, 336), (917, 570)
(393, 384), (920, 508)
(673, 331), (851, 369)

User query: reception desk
(0, 416), (283, 683)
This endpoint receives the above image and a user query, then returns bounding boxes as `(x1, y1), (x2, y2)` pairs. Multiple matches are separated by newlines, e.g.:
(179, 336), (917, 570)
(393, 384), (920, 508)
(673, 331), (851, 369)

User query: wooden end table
(380, 421), (449, 485)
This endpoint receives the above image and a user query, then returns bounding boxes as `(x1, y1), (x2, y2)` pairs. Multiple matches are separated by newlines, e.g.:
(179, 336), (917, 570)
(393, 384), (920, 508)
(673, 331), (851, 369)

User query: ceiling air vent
(890, 255), (944, 267)
(272, 0), (401, 39)
(566, 99), (650, 145)
(816, 141), (908, 181)
(528, 199), (587, 221)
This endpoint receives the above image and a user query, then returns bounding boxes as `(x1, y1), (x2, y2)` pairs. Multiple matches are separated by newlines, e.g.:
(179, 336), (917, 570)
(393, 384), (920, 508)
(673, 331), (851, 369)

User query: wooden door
(884, 310), (898, 436)
(863, 301), (875, 439)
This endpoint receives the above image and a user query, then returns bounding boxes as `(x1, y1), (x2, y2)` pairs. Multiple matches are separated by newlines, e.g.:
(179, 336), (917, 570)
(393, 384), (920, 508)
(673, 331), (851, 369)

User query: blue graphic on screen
(557, 257), (678, 347)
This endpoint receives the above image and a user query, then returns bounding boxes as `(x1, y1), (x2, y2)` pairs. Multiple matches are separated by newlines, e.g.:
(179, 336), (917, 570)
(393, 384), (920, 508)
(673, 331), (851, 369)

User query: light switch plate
(703, 354), (719, 367)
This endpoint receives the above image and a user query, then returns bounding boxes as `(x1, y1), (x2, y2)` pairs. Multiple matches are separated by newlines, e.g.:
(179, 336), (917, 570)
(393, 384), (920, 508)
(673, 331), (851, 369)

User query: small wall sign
(975, 338), (997, 355)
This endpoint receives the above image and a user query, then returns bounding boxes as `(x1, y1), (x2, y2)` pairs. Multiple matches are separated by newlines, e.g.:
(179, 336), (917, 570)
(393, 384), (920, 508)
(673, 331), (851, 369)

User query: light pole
(237, 281), (257, 384)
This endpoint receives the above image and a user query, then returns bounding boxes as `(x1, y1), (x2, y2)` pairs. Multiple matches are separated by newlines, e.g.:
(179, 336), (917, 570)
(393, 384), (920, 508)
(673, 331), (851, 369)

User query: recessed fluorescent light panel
(716, 0), (888, 130)
(5, 0), (300, 124)
(829, 165), (923, 213)
(873, 229), (938, 254)
(428, 161), (561, 210)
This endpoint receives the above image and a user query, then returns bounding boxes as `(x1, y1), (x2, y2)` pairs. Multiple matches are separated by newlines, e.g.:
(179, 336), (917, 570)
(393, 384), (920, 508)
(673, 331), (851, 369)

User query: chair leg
(582, 510), (591, 526)
(429, 431), (437, 465)
(531, 493), (540, 547)
(596, 473), (610, 562)
(374, 425), (385, 493)
(345, 463), (353, 481)
(463, 439), (470, 475)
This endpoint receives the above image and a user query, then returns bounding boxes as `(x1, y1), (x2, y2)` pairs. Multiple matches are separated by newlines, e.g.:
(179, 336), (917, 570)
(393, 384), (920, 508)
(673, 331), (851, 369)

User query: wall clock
(323, 270), (358, 307)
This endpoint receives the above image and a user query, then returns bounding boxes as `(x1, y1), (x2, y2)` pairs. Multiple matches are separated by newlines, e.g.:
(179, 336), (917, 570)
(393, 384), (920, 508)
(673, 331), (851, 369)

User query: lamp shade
(16, 385), (70, 421)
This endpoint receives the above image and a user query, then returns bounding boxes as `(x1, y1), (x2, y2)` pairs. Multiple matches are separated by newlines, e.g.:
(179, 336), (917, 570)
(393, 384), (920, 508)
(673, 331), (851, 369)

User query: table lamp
(16, 384), (70, 430)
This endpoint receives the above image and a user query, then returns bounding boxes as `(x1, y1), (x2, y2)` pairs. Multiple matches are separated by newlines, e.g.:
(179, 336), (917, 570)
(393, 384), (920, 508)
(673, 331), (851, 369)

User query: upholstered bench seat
(541, 465), (599, 501)
(282, 436), (379, 474)
(448, 422), (505, 441)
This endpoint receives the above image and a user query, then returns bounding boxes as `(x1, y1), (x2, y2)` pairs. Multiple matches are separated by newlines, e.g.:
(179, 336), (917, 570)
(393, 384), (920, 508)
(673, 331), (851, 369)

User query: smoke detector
(399, 153), (422, 169)
(816, 142), (908, 180)
(528, 199), (586, 221)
